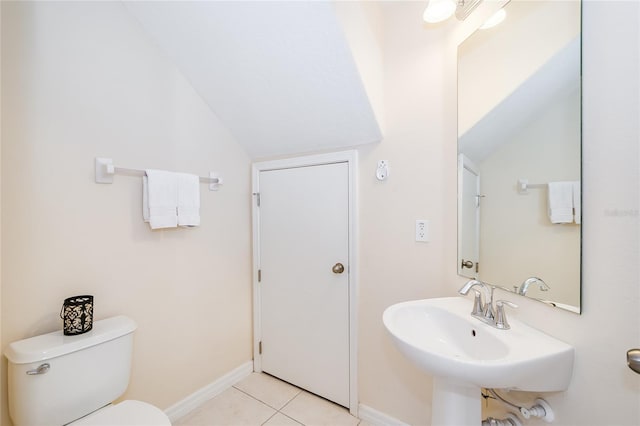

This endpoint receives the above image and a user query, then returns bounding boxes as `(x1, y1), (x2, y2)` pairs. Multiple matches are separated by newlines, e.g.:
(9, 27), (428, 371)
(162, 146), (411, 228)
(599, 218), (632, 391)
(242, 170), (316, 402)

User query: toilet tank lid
(4, 316), (137, 364)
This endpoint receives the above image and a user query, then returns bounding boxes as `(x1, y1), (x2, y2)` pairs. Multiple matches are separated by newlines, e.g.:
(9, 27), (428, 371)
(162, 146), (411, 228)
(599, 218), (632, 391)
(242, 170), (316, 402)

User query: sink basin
(383, 297), (574, 391)
(383, 297), (574, 425)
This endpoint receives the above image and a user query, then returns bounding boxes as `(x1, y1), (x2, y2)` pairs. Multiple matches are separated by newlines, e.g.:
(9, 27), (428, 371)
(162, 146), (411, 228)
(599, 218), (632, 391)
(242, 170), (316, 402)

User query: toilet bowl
(4, 316), (171, 426)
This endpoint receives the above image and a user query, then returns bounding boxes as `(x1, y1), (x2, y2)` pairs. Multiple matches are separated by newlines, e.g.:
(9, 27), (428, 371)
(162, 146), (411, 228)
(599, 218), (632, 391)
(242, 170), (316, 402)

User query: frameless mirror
(457, 0), (582, 313)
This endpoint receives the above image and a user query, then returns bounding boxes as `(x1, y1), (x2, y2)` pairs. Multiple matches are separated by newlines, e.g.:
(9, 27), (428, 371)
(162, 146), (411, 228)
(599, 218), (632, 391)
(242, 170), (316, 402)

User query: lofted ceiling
(123, 1), (382, 159)
(458, 36), (581, 164)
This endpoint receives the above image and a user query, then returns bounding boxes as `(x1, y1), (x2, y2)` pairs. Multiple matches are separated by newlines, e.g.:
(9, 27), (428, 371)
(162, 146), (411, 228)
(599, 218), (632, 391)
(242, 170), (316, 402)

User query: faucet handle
(495, 300), (518, 330)
(471, 289), (484, 316)
(482, 286), (497, 321)
(496, 300), (518, 308)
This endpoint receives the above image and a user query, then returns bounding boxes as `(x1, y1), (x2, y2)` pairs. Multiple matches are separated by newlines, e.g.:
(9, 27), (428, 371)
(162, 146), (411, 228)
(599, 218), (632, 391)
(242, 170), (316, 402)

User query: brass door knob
(332, 263), (345, 274)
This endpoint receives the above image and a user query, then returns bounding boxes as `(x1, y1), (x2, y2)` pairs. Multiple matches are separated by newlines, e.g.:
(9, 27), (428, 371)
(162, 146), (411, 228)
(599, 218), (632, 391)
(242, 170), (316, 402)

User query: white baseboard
(358, 403), (409, 426)
(164, 361), (254, 422)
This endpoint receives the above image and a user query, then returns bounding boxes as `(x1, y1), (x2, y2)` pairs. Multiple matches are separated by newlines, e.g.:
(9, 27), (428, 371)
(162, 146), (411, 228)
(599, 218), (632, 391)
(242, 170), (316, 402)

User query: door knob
(461, 259), (474, 269)
(627, 349), (640, 374)
(332, 263), (345, 274)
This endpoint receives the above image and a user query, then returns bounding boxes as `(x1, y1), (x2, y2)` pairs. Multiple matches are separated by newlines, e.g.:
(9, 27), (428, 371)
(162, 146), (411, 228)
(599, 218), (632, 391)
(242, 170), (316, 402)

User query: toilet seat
(73, 400), (171, 426)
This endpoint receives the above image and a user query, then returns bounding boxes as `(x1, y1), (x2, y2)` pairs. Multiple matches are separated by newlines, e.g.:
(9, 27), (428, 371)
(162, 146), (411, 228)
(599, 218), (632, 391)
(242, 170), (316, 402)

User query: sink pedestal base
(432, 378), (481, 426)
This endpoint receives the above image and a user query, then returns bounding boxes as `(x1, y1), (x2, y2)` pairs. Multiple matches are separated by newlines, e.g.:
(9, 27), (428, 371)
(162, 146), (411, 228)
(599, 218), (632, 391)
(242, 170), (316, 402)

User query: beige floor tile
(234, 373), (302, 410)
(263, 412), (303, 426)
(280, 391), (359, 426)
(175, 387), (276, 426)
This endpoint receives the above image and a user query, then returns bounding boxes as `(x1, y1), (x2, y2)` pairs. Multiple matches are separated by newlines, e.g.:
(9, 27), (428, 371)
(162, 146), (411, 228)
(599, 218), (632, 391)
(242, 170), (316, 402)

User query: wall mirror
(457, 0), (582, 313)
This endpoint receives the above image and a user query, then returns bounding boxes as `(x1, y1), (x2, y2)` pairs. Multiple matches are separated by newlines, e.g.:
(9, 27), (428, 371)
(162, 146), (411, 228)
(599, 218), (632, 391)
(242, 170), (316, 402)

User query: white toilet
(5, 316), (171, 426)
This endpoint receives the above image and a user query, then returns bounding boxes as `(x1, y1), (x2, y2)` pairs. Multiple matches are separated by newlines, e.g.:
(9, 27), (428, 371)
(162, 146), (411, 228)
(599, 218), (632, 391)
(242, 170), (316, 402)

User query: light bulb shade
(423, 0), (456, 24)
(479, 8), (506, 29)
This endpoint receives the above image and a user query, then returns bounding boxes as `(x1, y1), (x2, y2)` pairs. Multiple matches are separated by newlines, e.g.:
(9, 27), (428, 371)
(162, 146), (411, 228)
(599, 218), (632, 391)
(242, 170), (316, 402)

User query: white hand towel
(145, 169), (178, 229)
(142, 176), (150, 222)
(177, 173), (200, 227)
(572, 181), (581, 224)
(547, 181), (574, 224)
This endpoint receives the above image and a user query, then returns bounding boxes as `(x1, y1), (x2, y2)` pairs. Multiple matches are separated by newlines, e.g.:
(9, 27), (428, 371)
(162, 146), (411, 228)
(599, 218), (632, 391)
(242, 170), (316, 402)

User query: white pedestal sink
(383, 297), (574, 426)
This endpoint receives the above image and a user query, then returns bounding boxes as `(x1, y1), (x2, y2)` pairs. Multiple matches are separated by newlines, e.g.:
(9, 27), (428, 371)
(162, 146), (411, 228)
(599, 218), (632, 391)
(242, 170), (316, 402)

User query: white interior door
(258, 162), (350, 407)
(458, 154), (480, 278)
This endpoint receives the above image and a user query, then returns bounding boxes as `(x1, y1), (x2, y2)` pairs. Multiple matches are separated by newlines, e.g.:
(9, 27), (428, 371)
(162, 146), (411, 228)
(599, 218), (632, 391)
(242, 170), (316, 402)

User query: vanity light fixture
(423, 0), (484, 24)
(423, 0), (456, 23)
(479, 8), (507, 29)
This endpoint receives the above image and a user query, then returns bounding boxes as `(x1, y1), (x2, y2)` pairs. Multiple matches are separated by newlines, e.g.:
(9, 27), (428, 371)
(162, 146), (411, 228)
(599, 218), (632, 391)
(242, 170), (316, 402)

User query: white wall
(1, 2), (252, 424)
(333, 1), (386, 136)
(353, 2), (454, 422)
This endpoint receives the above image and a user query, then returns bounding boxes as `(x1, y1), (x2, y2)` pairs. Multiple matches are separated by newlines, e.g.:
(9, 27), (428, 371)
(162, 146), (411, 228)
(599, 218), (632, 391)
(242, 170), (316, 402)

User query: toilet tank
(5, 316), (137, 426)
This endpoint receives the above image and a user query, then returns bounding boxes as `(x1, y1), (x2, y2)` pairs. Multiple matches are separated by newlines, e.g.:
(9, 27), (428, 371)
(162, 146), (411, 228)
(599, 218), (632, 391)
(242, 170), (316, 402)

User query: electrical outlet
(376, 160), (389, 181)
(415, 220), (429, 242)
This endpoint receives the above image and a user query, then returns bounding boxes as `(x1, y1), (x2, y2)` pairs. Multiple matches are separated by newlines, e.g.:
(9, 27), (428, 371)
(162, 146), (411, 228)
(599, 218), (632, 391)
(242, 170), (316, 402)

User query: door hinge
(258, 269), (262, 282)
(258, 341), (262, 354)
(253, 192), (261, 207)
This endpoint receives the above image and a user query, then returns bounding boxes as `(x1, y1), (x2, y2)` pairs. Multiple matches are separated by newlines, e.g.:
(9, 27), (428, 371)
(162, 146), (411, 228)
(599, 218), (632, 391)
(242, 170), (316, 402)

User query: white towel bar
(95, 157), (223, 191)
(517, 179), (546, 194)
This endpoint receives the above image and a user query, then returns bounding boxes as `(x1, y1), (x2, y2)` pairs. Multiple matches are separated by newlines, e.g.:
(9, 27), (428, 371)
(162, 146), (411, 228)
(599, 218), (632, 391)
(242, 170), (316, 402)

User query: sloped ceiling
(459, 36), (580, 164)
(124, 1), (381, 159)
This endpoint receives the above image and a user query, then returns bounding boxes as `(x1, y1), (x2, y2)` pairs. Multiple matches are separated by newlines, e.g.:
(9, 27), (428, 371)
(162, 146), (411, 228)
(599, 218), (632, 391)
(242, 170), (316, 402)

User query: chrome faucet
(458, 279), (517, 330)
(458, 279), (488, 317)
(518, 277), (550, 296)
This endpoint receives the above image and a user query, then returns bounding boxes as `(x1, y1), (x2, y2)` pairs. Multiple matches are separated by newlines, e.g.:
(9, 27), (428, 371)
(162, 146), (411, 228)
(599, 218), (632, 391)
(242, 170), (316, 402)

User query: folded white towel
(142, 176), (150, 222)
(572, 181), (581, 224)
(145, 169), (178, 229)
(177, 173), (200, 227)
(548, 181), (574, 224)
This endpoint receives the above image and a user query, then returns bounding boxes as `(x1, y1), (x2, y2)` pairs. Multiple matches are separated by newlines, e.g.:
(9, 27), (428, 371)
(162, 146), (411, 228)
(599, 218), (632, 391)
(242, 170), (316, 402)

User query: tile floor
(174, 373), (370, 426)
